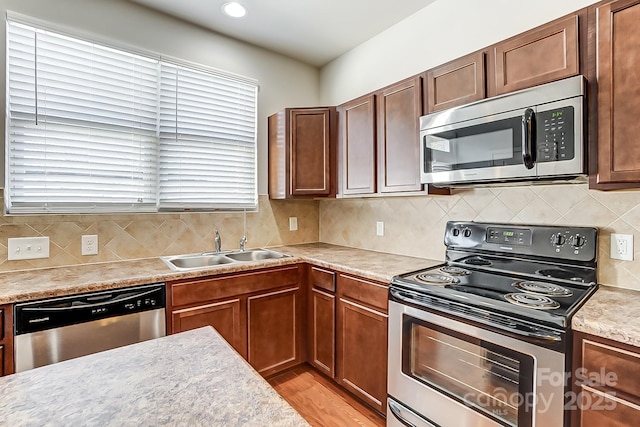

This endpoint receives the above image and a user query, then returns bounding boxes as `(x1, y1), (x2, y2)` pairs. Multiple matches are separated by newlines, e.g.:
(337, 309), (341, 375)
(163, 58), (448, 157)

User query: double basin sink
(162, 249), (289, 271)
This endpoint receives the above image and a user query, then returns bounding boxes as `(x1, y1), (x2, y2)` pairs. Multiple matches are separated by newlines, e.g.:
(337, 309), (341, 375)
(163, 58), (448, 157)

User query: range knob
(452, 228), (460, 237)
(552, 233), (566, 246)
(572, 234), (586, 248)
(463, 228), (472, 238)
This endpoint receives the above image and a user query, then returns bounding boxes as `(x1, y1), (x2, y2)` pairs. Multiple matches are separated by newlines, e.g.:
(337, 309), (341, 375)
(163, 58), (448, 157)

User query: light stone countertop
(572, 285), (640, 347)
(0, 242), (442, 304)
(0, 326), (309, 427)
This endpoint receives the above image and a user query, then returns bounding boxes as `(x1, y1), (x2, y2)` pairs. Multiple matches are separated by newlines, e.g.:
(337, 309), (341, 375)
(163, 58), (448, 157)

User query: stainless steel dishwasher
(14, 283), (166, 372)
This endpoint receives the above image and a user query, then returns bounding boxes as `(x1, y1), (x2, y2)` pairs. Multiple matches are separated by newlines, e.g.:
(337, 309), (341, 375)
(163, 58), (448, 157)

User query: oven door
(388, 300), (567, 427)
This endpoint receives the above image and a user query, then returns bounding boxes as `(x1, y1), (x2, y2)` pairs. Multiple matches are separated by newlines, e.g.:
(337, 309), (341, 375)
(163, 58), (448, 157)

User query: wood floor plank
(268, 364), (385, 427)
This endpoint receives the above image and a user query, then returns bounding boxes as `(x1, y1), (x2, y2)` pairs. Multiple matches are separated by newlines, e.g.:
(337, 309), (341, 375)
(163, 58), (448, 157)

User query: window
(6, 19), (258, 214)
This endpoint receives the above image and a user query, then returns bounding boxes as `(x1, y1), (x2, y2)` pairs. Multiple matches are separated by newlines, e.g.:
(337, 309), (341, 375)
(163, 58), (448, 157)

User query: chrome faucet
(214, 230), (222, 253)
(239, 235), (247, 252)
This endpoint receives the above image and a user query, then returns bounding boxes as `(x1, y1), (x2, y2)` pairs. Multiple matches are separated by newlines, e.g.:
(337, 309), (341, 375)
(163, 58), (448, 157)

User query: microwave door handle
(522, 108), (536, 169)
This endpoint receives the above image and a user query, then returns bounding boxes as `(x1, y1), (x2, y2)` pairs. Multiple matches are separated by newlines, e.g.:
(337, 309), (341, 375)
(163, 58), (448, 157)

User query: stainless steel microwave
(420, 75), (586, 187)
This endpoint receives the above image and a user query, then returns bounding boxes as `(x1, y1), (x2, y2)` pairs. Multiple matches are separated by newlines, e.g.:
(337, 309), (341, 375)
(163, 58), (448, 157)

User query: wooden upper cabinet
(426, 51), (486, 113)
(377, 76), (423, 193)
(268, 107), (336, 199)
(490, 15), (579, 96)
(338, 94), (377, 195)
(594, 0), (640, 186)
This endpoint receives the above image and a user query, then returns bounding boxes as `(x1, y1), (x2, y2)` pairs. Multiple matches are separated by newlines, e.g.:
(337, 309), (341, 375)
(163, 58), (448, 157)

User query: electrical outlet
(289, 217), (298, 231)
(7, 237), (50, 260)
(611, 233), (634, 261)
(376, 221), (384, 237)
(82, 234), (99, 256)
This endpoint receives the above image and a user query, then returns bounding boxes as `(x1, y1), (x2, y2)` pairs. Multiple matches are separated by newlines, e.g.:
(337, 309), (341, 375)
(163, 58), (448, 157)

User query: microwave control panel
(536, 106), (574, 163)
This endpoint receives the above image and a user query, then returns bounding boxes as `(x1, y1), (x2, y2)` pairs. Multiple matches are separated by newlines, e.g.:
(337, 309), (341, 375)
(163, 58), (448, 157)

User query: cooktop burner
(416, 273), (459, 285)
(463, 256), (492, 266)
(504, 293), (560, 310)
(536, 268), (584, 282)
(439, 266), (470, 276)
(512, 281), (573, 297)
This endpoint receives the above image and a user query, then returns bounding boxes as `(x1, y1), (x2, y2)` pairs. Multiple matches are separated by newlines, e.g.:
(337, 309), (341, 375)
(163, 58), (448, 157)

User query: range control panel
(445, 221), (597, 262)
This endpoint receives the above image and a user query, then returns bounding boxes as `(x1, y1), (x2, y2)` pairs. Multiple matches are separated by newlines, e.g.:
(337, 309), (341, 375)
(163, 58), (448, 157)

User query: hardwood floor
(268, 364), (386, 427)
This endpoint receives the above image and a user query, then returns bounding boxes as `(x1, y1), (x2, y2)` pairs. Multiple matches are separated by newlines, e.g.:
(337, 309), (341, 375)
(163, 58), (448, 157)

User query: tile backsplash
(3, 183), (640, 292)
(0, 192), (319, 271)
(320, 183), (640, 291)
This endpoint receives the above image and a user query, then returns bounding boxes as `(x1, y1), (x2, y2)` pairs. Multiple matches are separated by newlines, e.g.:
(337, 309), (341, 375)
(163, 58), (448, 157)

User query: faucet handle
(239, 235), (247, 252)
(214, 230), (222, 253)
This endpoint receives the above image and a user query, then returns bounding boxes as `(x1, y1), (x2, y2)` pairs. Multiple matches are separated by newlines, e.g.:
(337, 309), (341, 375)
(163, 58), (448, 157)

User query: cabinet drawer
(171, 266), (300, 307)
(338, 274), (388, 313)
(580, 385), (640, 427)
(310, 266), (336, 292)
(582, 339), (640, 398)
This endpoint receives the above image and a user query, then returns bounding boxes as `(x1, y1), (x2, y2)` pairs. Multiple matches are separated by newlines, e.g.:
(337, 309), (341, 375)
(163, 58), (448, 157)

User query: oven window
(424, 116), (523, 172)
(404, 319), (534, 427)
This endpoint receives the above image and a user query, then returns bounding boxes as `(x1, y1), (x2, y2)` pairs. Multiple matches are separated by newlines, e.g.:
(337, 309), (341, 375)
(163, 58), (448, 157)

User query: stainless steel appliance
(420, 75), (586, 187)
(14, 283), (166, 372)
(388, 221), (598, 427)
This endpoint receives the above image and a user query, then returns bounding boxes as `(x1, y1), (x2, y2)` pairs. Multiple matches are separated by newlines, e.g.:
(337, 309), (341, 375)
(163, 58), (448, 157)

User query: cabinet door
(377, 76), (423, 193)
(595, 0), (640, 185)
(172, 299), (245, 358)
(336, 297), (388, 413)
(492, 15), (579, 95)
(290, 108), (334, 196)
(309, 287), (335, 378)
(339, 94), (376, 195)
(426, 51), (486, 113)
(1, 305), (13, 376)
(248, 286), (303, 376)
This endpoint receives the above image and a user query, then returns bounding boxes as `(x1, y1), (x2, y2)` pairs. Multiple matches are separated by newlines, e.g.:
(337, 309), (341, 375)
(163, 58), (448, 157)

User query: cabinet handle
(522, 107), (536, 169)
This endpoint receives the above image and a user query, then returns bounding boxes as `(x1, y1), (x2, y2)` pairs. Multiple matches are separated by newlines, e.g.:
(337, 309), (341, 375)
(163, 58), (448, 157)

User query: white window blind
(159, 64), (258, 210)
(6, 21), (159, 213)
(6, 19), (258, 214)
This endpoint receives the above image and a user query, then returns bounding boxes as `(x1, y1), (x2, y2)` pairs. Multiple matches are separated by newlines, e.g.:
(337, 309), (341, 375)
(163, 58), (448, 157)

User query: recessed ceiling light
(222, 2), (247, 18)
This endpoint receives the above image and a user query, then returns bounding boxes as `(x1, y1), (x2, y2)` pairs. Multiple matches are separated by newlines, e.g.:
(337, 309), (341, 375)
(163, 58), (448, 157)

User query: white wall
(320, 0), (599, 105)
(0, 0), (320, 195)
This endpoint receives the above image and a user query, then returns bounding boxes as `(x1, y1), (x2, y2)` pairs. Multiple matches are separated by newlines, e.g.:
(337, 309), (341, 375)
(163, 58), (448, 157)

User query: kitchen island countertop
(0, 326), (309, 426)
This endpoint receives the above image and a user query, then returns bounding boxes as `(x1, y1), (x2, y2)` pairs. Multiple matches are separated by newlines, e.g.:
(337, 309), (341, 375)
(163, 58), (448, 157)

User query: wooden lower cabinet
(572, 331), (640, 427)
(336, 274), (388, 414)
(309, 287), (336, 377)
(248, 286), (304, 376)
(172, 298), (245, 358)
(168, 266), (303, 377)
(0, 304), (13, 376)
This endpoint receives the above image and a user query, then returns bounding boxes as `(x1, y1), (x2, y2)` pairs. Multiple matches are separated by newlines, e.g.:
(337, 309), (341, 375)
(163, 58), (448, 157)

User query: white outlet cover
(289, 217), (298, 231)
(376, 221), (384, 237)
(611, 233), (634, 261)
(82, 234), (99, 256)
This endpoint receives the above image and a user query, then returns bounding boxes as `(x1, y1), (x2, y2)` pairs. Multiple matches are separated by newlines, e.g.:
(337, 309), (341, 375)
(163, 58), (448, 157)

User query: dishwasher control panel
(14, 283), (166, 334)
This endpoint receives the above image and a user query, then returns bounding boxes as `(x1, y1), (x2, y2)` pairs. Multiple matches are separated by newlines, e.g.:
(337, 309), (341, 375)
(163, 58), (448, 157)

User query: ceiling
(130, 0), (437, 67)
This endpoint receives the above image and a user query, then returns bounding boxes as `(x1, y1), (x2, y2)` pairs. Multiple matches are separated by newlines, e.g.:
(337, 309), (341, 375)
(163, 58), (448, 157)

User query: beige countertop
(572, 285), (640, 347)
(0, 242), (441, 304)
(0, 326), (309, 426)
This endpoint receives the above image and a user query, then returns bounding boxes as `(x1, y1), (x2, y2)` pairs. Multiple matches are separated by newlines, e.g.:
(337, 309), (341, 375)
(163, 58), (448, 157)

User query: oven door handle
(388, 398), (439, 427)
(390, 289), (562, 343)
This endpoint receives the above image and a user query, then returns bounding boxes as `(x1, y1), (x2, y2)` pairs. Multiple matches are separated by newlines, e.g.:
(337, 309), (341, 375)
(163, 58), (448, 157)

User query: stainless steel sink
(162, 249), (288, 271)
(165, 254), (235, 270)
(225, 249), (287, 262)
